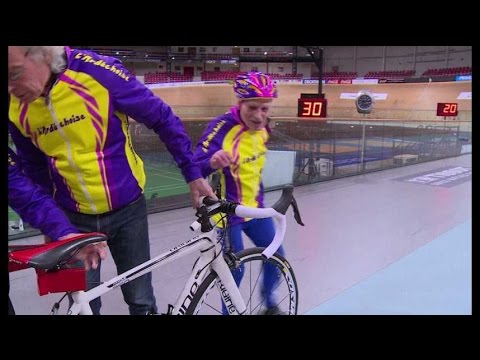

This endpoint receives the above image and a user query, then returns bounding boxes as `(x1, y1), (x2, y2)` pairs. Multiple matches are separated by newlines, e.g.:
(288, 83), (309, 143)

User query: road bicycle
(8, 185), (304, 315)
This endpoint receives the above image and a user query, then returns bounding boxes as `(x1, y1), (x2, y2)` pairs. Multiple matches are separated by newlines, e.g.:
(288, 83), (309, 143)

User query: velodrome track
(9, 81), (471, 224)
(150, 81), (471, 122)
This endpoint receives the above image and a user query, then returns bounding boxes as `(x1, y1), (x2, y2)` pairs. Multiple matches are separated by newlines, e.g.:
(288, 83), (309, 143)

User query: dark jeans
(63, 195), (157, 315)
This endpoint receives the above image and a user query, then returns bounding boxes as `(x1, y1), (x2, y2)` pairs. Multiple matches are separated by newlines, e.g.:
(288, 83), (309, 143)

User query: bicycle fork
(211, 255), (247, 315)
(170, 239), (246, 315)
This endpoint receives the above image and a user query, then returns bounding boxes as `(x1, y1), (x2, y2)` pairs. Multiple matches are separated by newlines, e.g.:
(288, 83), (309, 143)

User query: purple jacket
(8, 147), (78, 240)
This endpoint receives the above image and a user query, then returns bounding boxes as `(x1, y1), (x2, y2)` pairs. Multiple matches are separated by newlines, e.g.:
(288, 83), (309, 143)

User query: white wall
(124, 61), (163, 75)
(324, 46), (355, 73)
(385, 46), (415, 72)
(321, 46), (471, 76)
(239, 62), (268, 73)
(124, 46), (471, 78)
(356, 57), (383, 76)
(172, 46), (295, 54)
(296, 63), (313, 77)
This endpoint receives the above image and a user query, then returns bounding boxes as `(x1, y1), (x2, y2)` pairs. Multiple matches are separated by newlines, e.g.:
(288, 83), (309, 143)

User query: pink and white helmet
(234, 72), (278, 100)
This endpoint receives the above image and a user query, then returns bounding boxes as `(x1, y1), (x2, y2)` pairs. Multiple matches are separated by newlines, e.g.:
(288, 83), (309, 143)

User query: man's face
(238, 99), (273, 131)
(8, 46), (52, 103)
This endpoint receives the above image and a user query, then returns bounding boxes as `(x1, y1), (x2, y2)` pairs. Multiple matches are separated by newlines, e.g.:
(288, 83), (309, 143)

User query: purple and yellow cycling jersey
(194, 106), (269, 226)
(9, 47), (201, 215)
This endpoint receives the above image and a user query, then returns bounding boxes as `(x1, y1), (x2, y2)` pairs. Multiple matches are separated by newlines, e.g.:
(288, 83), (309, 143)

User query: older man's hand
(210, 150), (233, 170)
(188, 178), (218, 208)
(58, 233), (108, 270)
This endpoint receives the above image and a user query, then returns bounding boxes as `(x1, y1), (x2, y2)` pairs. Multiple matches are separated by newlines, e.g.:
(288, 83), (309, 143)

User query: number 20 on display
(436, 102), (458, 117)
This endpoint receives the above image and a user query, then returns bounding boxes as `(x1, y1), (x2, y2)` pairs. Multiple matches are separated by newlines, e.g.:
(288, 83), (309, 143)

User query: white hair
(23, 46), (67, 74)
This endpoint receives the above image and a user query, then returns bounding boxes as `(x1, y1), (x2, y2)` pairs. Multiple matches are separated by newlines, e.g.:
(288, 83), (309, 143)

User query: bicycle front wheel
(186, 247), (298, 315)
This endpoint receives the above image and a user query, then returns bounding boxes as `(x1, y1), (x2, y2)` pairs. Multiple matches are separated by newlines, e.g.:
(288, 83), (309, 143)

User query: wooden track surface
(151, 81), (471, 121)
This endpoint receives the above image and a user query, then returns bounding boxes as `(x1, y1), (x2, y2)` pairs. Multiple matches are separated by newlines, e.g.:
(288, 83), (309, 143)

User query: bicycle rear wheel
(186, 247), (298, 315)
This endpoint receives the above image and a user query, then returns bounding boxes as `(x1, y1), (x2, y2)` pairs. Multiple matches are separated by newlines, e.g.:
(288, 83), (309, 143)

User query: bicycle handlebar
(192, 185), (304, 258)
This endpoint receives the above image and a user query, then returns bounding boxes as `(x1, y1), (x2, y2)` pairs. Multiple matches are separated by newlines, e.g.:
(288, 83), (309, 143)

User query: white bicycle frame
(67, 205), (286, 315)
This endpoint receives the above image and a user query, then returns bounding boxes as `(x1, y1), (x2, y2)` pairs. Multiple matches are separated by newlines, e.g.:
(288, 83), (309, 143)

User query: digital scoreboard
(436, 103), (458, 117)
(297, 98), (327, 118)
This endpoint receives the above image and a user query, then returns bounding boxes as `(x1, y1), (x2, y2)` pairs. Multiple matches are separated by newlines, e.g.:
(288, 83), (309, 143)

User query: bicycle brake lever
(291, 197), (305, 226)
(202, 196), (218, 206)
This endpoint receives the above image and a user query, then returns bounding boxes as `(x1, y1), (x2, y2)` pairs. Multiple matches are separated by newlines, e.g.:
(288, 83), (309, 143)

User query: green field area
(143, 161), (189, 199)
(8, 208), (19, 222)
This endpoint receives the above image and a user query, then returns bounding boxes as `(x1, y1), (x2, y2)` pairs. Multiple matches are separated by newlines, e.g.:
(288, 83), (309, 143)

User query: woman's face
(8, 46), (52, 103)
(238, 99), (273, 131)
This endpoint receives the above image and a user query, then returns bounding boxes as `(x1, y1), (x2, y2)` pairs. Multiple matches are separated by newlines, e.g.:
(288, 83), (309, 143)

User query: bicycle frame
(10, 185), (302, 315)
(67, 227), (248, 315)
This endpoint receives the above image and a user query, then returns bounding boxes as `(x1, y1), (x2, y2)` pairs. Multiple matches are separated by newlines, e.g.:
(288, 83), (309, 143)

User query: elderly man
(8, 46), (216, 315)
(194, 72), (284, 315)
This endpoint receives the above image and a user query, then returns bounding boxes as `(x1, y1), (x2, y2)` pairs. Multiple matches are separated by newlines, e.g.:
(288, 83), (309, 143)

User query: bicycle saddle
(9, 232), (107, 271)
